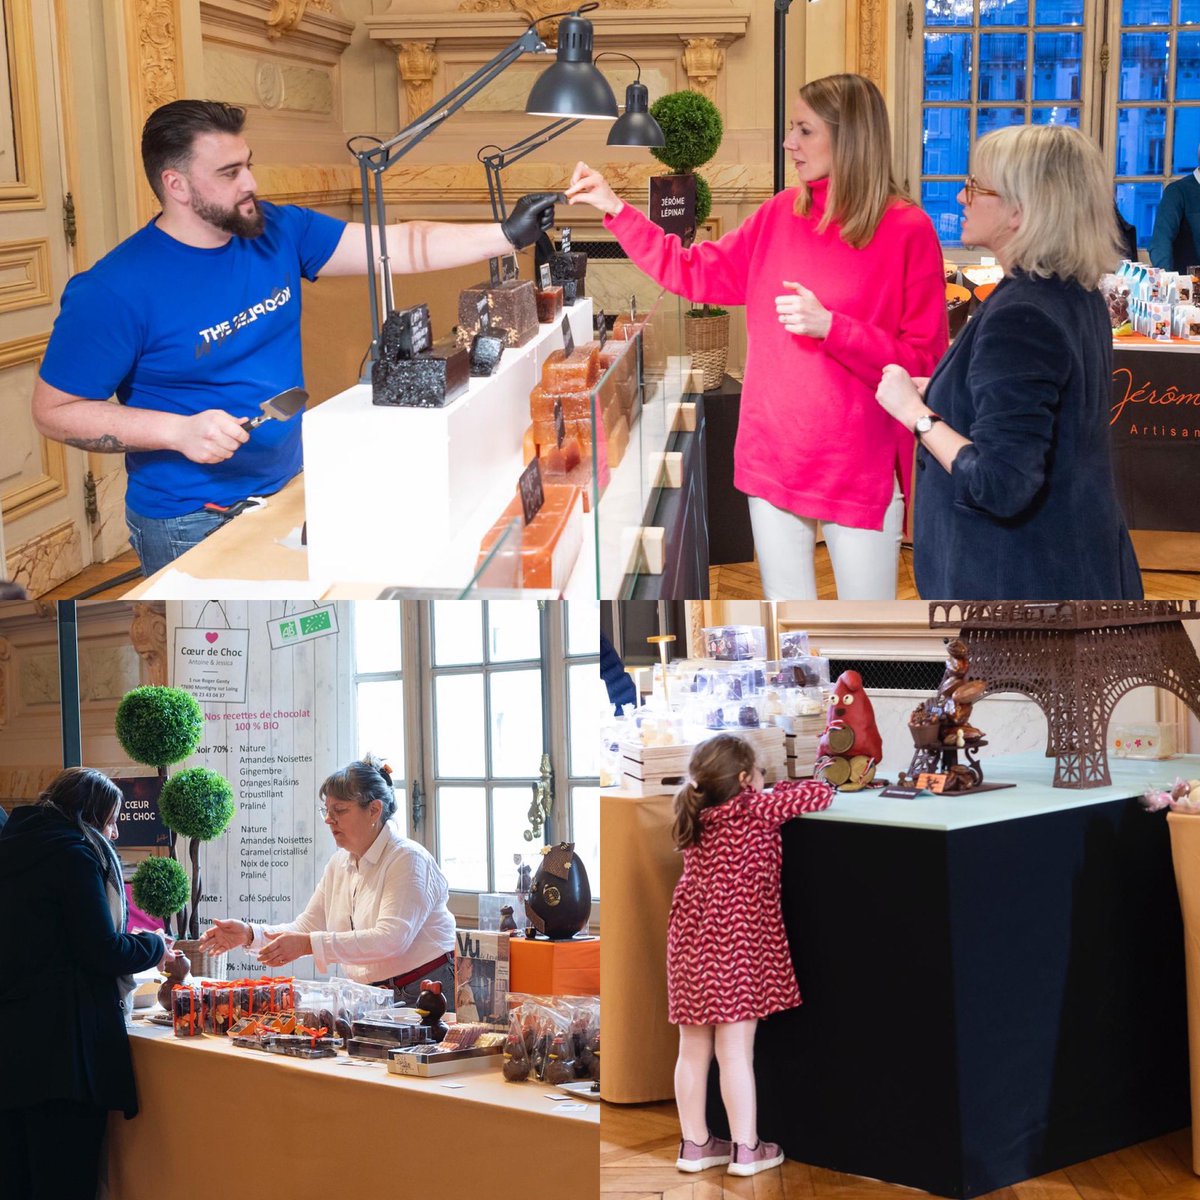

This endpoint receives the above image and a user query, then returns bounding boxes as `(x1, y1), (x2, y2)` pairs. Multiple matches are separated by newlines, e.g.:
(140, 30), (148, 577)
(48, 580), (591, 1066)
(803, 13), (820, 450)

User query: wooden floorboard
(710, 549), (1200, 601)
(37, 551), (143, 602)
(602, 1101), (1200, 1200)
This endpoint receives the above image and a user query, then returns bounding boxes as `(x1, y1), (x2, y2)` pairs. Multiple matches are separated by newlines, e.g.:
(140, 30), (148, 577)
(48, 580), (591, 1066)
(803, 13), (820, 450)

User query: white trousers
(747, 486), (905, 601)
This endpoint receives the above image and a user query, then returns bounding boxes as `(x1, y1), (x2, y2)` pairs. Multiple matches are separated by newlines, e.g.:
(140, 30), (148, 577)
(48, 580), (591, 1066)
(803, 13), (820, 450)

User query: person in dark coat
(874, 123), (1141, 600)
(0, 768), (172, 1200)
(1148, 159), (1200, 273)
(601, 630), (637, 715)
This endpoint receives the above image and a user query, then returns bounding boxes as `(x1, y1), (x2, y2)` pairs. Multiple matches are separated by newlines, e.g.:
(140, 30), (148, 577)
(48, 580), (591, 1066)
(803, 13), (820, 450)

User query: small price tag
(518, 458), (545, 526)
(593, 309), (607, 348)
(554, 396), (565, 448)
(561, 226), (572, 253)
(476, 296), (490, 333)
(488, 256), (501, 287)
(915, 773), (949, 794)
(629, 292), (637, 321)
(503, 253), (519, 282)
(561, 313), (575, 358)
(539, 262), (552, 290)
(880, 785), (922, 799)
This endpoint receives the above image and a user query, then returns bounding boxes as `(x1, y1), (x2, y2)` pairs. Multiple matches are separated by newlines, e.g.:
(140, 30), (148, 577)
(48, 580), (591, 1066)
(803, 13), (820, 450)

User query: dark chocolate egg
(523, 843), (592, 940)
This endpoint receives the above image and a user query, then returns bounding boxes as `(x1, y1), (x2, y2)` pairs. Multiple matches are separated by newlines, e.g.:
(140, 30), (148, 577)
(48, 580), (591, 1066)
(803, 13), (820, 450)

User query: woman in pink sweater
(566, 73), (948, 599)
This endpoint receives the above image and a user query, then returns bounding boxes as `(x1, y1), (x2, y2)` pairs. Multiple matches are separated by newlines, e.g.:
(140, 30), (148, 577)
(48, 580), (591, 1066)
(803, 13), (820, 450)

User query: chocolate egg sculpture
(524, 842), (592, 940)
(816, 670), (883, 792)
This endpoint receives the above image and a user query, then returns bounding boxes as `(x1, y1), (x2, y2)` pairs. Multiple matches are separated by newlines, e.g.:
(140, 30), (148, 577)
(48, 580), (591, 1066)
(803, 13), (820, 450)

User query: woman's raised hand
(565, 162), (624, 217)
(775, 282), (833, 340)
(198, 918), (250, 954)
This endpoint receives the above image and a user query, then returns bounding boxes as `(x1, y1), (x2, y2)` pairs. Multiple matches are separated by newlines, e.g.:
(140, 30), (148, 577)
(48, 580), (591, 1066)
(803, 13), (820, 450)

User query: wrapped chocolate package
(457, 281), (539, 348)
(171, 985), (203, 1038)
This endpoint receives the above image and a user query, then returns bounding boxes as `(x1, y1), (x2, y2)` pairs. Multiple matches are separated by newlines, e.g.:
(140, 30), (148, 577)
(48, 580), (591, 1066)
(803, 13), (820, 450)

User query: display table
(510, 935), (600, 996)
(1111, 341), (1200, 570)
(602, 751), (1193, 1197)
(109, 1023), (597, 1199)
(1168, 809), (1200, 1175)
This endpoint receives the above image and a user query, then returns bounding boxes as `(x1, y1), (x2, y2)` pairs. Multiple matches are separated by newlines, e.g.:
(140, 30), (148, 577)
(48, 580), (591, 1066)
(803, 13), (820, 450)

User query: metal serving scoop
(241, 387), (309, 430)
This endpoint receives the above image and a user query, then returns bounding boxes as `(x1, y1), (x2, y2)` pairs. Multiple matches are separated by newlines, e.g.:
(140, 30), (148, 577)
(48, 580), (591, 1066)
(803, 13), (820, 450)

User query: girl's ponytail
(671, 734), (758, 850)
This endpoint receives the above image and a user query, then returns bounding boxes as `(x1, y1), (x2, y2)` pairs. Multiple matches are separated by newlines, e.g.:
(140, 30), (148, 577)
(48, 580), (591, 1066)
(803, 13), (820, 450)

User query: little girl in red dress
(668, 734), (833, 1177)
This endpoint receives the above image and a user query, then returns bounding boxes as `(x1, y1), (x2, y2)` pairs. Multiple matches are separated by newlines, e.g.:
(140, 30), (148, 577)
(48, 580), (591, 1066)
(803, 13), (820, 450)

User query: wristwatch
(914, 412), (943, 438)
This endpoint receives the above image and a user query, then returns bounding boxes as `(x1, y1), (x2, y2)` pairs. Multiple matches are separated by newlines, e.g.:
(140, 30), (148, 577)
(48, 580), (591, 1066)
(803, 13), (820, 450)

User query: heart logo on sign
(205, 633), (219, 644)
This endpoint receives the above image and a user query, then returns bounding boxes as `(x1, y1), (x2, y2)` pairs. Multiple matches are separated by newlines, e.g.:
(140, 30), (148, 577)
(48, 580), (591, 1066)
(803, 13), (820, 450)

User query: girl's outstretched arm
(751, 779), (835, 826)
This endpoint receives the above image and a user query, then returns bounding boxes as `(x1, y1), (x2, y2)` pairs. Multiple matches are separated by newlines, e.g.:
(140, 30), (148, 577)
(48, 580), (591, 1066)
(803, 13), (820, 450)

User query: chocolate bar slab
(457, 281), (539, 348)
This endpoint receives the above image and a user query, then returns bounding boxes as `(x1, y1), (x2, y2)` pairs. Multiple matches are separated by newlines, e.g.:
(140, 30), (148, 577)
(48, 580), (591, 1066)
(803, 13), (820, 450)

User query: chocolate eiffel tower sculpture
(928, 601), (1200, 788)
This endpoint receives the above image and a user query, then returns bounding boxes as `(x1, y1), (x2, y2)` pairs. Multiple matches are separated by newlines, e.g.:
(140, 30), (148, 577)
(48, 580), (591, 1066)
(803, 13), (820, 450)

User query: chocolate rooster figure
(415, 979), (449, 1043)
(816, 670), (883, 791)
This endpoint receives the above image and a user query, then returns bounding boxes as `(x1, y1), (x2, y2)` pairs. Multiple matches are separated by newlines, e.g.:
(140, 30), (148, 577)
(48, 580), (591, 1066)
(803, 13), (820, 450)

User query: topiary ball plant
(116, 686), (203, 768)
(158, 768), (235, 842)
(131, 855), (189, 921)
(649, 91), (723, 174)
(693, 174), (713, 225)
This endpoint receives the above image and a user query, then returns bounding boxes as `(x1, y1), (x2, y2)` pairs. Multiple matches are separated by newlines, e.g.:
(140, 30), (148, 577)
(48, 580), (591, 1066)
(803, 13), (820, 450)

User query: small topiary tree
(116, 685), (235, 941)
(131, 855), (190, 924)
(649, 90), (724, 225)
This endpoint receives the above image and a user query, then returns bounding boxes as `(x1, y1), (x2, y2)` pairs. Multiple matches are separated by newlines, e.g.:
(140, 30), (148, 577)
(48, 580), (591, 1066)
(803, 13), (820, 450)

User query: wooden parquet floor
(709, 550), (1200, 602)
(603, 1101), (1200, 1200)
(38, 551), (143, 601)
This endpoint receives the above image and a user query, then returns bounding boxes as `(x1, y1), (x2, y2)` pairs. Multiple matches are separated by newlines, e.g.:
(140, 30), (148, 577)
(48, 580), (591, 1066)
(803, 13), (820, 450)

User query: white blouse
(251, 822), (455, 985)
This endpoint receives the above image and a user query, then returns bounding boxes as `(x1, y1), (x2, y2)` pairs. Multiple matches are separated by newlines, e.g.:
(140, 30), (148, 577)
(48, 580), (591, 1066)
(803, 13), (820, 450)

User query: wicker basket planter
(683, 311), (729, 391)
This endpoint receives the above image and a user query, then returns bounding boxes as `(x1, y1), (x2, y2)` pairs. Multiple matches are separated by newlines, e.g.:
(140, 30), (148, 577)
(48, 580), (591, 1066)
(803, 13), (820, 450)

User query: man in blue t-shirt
(33, 100), (560, 576)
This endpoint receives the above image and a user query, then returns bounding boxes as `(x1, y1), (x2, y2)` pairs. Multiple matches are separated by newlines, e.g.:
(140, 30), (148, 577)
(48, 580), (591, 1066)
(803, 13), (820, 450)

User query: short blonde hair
(792, 73), (910, 250)
(973, 124), (1122, 288)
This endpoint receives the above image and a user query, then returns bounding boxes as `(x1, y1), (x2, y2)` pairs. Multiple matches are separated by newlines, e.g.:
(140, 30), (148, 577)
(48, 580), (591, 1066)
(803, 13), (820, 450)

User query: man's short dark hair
(141, 99), (247, 203)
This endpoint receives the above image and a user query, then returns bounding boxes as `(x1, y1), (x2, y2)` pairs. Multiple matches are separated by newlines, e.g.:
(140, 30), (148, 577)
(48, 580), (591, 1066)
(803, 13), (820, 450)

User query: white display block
(303, 299), (594, 587)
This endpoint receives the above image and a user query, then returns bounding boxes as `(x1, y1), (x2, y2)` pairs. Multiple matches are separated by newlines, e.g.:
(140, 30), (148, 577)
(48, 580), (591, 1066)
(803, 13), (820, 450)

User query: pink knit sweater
(605, 179), (948, 529)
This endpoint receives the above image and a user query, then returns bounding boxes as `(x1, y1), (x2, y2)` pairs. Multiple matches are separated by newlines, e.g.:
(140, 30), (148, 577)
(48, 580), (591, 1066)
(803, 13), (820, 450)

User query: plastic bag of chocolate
(227, 979), (252, 1025)
(330, 979), (393, 1041)
(171, 984), (203, 1038)
(249, 977), (273, 1018)
(502, 1008), (533, 1081)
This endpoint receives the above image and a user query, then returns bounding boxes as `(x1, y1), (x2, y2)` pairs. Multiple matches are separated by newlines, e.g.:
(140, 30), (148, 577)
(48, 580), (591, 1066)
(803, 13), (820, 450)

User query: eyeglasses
(319, 802), (354, 822)
(963, 175), (1002, 204)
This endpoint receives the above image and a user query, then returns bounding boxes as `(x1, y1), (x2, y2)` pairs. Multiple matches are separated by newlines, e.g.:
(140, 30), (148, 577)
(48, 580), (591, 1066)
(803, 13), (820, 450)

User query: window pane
(489, 669), (543, 777)
(925, 34), (973, 100)
(1178, 33), (1200, 99)
(1035, 0), (1083, 24)
(487, 601), (541, 663)
(1184, 0), (1200, 24)
(356, 681), (405, 784)
(922, 180), (966, 246)
(433, 601), (482, 666)
(353, 602), (402, 673)
(981, 0), (1029, 24)
(924, 107), (971, 173)
(979, 34), (1028, 101)
(569, 663), (606, 777)
(1031, 105), (1081, 124)
(435, 673), (486, 776)
(1117, 180), (1164, 242)
(1175, 107), (1200, 169)
(1117, 106), (1168, 173)
(572, 786), (600, 902)
(438, 787), (488, 891)
(1032, 32), (1081, 99)
(925, 0), (972, 28)
(567, 600), (599, 657)
(1121, 0), (1171, 22)
(1120, 33), (1170, 100)
(493, 787), (542, 896)
(977, 106), (1026, 137)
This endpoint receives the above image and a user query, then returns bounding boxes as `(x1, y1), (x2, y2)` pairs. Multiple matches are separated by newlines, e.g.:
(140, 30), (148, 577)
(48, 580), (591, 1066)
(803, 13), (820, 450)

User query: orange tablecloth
(510, 935), (600, 995)
(108, 1024), (597, 1199)
(1169, 810), (1200, 1175)
(599, 788), (681, 1104)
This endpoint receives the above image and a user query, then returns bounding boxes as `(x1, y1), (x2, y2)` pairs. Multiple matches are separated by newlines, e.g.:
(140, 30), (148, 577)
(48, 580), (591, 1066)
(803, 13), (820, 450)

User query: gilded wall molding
(130, 603), (168, 686)
(396, 43), (440, 122)
(0, 240), (52, 315)
(266, 0), (333, 39)
(849, 0), (886, 90)
(455, 0), (664, 43)
(682, 37), (724, 102)
(0, 0), (45, 210)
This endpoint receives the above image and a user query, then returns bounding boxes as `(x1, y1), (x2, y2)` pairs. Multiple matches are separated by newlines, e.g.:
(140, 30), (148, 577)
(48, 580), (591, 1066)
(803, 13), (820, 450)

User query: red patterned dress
(667, 780), (834, 1025)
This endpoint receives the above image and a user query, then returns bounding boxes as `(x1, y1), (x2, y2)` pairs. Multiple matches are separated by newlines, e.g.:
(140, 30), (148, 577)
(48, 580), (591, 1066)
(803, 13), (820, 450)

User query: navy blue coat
(1148, 173), (1200, 274)
(913, 272), (1142, 600)
(0, 806), (164, 1117)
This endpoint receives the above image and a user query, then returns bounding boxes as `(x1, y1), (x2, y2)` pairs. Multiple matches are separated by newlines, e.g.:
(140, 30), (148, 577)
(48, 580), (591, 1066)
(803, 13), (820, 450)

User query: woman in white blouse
(199, 756), (456, 1006)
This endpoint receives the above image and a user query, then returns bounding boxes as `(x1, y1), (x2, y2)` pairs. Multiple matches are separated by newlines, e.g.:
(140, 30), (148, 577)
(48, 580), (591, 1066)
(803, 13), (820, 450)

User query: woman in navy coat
(875, 124), (1141, 600)
(0, 768), (172, 1199)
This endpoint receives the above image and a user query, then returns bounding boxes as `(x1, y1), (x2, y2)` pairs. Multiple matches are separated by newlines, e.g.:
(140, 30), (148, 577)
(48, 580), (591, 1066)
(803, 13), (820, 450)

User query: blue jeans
(125, 504), (225, 576)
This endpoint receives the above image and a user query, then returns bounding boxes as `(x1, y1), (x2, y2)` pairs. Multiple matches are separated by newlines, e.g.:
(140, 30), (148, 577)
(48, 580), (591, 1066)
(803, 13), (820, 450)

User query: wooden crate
(785, 715), (825, 779)
(621, 727), (787, 796)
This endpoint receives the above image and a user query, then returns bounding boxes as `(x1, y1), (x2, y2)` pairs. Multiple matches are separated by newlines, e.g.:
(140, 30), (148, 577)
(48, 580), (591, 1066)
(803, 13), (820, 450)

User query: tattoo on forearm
(65, 434), (152, 454)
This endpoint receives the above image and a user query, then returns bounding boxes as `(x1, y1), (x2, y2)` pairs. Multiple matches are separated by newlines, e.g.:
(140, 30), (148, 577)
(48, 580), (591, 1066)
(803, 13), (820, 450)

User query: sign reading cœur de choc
(1109, 349), (1200, 533)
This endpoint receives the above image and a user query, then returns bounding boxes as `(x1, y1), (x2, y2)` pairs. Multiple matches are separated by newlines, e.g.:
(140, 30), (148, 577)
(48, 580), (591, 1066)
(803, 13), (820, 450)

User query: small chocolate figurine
(544, 1028), (577, 1085)
(156, 950), (191, 1010)
(499, 905), (518, 932)
(515, 856), (533, 898)
(415, 979), (449, 1043)
(816, 670), (883, 792)
(502, 1022), (532, 1082)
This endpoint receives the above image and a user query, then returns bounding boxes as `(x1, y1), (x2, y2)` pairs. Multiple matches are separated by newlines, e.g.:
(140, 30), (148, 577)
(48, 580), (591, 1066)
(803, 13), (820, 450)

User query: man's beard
(191, 192), (265, 239)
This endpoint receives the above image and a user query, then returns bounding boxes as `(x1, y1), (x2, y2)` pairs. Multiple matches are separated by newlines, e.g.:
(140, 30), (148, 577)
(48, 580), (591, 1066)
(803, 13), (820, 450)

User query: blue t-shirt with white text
(39, 202), (346, 517)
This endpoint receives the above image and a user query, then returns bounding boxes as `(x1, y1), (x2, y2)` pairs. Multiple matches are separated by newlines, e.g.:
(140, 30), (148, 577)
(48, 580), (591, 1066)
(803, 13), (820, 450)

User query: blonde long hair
(672, 734), (758, 850)
(972, 124), (1122, 288)
(792, 73), (910, 249)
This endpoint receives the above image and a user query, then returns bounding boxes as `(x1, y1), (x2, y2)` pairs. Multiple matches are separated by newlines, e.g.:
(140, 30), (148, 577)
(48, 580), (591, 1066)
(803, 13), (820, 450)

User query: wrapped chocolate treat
(502, 1010), (532, 1081)
(249, 978), (272, 1017)
(211, 984), (233, 1037)
(228, 980), (251, 1025)
(271, 977), (296, 1014)
(457, 280), (539, 348)
(171, 985), (203, 1038)
(543, 1027), (577, 1085)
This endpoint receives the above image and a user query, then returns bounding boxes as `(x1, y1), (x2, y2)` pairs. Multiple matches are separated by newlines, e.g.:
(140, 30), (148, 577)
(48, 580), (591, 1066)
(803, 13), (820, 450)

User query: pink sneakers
(675, 1134), (733, 1172)
(727, 1140), (785, 1177)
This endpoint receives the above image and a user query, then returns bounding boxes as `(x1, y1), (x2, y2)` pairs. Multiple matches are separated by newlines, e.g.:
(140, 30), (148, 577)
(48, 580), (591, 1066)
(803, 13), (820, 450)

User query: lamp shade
(525, 15), (618, 119)
(607, 80), (666, 146)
